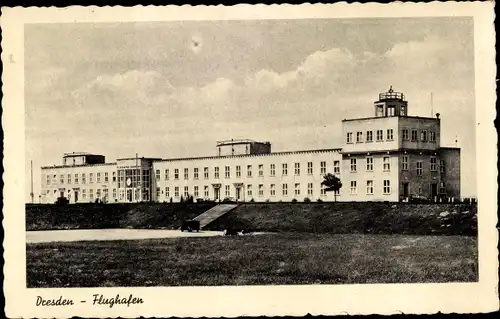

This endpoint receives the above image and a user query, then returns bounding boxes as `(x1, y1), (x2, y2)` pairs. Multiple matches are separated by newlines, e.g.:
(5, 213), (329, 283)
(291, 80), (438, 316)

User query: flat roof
(342, 115), (439, 122)
(156, 148), (342, 163)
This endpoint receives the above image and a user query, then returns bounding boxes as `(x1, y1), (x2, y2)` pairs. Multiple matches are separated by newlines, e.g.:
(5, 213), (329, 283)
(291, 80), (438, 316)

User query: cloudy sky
(25, 17), (476, 200)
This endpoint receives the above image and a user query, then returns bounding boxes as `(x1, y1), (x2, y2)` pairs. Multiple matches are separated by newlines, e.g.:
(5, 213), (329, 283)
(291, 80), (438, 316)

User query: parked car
(408, 194), (431, 203)
(181, 220), (200, 232)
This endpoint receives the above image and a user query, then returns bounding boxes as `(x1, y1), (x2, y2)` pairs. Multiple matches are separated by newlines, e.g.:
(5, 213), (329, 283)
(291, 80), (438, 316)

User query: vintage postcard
(1, 2), (498, 317)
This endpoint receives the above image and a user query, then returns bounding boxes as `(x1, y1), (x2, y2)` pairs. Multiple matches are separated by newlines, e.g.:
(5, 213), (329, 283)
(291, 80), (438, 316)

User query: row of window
(349, 180), (391, 195)
(45, 188), (117, 200)
(160, 183), (329, 199)
(155, 161), (342, 181)
(45, 172), (117, 186)
(349, 156), (445, 174)
(346, 129), (437, 144)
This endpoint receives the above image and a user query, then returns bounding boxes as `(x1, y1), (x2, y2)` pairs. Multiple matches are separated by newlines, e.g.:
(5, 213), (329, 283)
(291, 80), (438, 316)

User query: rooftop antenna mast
(30, 160), (34, 204)
(431, 92), (434, 117)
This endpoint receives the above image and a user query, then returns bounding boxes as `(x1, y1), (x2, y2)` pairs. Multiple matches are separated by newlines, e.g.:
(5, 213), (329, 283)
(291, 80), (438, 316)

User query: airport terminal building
(40, 88), (461, 204)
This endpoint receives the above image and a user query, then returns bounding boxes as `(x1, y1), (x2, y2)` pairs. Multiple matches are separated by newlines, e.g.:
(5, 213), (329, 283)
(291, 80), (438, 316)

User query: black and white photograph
(2, 2), (498, 317)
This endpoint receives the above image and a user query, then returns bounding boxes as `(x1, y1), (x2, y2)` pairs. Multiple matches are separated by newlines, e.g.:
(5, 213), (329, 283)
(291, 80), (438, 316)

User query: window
(387, 129), (394, 141)
(346, 132), (353, 143)
(440, 182), (446, 194)
(60, 174), (64, 184)
(82, 173), (86, 184)
(416, 161), (423, 176)
(52, 174), (56, 185)
(247, 185), (252, 197)
(320, 161), (326, 174)
(236, 166), (241, 178)
(366, 180), (374, 195)
(184, 186), (189, 198)
(387, 105), (395, 116)
(307, 183), (313, 196)
(421, 130), (428, 142)
(247, 165), (252, 178)
(366, 131), (373, 142)
(194, 168), (199, 180)
(225, 166), (230, 179)
(156, 187), (160, 199)
(440, 160), (445, 174)
(82, 189), (86, 199)
(350, 158), (357, 172)
(67, 174), (71, 184)
(174, 169), (179, 180)
(402, 156), (409, 170)
(204, 167), (209, 179)
(204, 186), (209, 197)
(334, 161), (340, 174)
(376, 130), (383, 141)
(113, 188), (117, 199)
(270, 184), (276, 196)
(184, 168), (189, 180)
(174, 187), (179, 198)
(155, 170), (160, 181)
(282, 184), (288, 196)
(214, 167), (219, 179)
(165, 169), (169, 180)
(259, 184), (264, 197)
(430, 157), (437, 171)
(350, 181), (357, 194)
(89, 173), (93, 183)
(320, 185), (326, 195)
(402, 129), (409, 141)
(282, 163), (288, 176)
(429, 131), (436, 142)
(225, 185), (230, 197)
(194, 186), (199, 198)
(112, 172), (116, 183)
(356, 132), (363, 143)
(97, 173), (102, 183)
(294, 183), (300, 196)
(383, 180), (391, 194)
(74, 174), (78, 184)
(294, 163), (300, 175)
(383, 157), (391, 171)
(270, 164), (275, 176)
(366, 157), (373, 171)
(46, 175), (51, 185)
(400, 105), (406, 116)
(165, 187), (170, 198)
(307, 162), (313, 175)
(89, 189), (94, 200)
(104, 172), (109, 183)
(411, 129), (418, 141)
(258, 164), (264, 177)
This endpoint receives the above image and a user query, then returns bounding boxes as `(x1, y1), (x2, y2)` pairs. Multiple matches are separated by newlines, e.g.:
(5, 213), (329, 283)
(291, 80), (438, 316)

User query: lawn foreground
(27, 233), (477, 287)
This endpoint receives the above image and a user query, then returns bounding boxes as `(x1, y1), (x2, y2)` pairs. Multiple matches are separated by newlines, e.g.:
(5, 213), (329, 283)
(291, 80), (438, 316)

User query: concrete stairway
(193, 204), (239, 229)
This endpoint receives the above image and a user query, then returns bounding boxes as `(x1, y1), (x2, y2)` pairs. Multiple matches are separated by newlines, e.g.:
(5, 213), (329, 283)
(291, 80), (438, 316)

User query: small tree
(321, 173), (342, 202)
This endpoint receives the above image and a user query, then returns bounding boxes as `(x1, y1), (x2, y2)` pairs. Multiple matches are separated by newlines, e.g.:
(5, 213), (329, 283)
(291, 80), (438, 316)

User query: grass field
(27, 233), (477, 287)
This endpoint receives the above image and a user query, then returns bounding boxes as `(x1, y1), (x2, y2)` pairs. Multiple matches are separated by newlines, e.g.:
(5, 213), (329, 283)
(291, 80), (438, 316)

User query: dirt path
(26, 229), (224, 243)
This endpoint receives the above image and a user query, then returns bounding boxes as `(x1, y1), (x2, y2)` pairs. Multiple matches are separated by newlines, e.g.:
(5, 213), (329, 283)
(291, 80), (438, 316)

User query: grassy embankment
(27, 232), (477, 287)
(205, 202), (477, 236)
(26, 202), (217, 231)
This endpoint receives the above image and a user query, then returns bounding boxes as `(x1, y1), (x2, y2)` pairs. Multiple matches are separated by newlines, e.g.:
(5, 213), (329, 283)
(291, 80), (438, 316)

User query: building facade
(40, 88), (461, 204)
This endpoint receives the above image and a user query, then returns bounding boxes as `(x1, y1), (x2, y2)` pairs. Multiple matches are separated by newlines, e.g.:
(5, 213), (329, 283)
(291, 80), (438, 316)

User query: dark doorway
(431, 183), (438, 200)
(402, 183), (409, 198)
(74, 191), (79, 203)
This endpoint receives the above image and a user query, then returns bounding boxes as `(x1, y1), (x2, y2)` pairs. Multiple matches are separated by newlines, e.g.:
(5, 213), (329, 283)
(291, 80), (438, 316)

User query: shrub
(317, 198), (323, 203)
(304, 197), (311, 202)
(249, 198), (255, 203)
(291, 198), (298, 203)
(55, 197), (69, 205)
